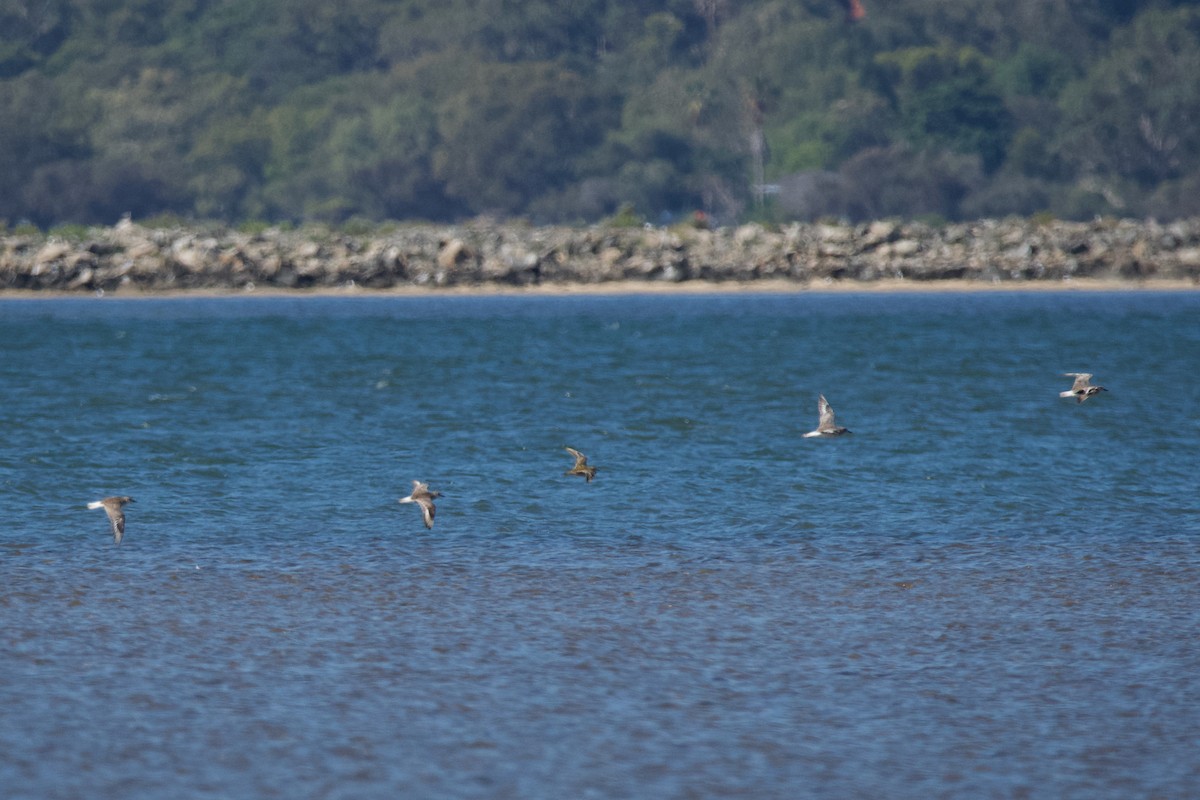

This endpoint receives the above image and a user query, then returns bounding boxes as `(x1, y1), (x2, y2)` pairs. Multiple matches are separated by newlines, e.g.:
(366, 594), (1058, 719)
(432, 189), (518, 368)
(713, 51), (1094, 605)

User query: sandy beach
(1, 275), (1197, 300)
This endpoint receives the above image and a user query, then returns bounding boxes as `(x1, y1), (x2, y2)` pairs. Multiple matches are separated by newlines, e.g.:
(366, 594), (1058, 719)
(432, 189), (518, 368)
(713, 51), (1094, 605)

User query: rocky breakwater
(2, 216), (1200, 293)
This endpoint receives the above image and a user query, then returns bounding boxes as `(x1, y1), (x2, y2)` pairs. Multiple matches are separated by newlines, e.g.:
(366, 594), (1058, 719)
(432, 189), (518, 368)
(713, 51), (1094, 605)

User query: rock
(816, 223), (853, 243)
(498, 243), (538, 270)
(2, 217), (1198, 292)
(172, 247), (207, 271)
(66, 251), (96, 270)
(437, 239), (468, 270)
(599, 247), (624, 269)
(733, 223), (763, 246)
(67, 268), (94, 289)
(1175, 247), (1200, 267)
(862, 221), (899, 247)
(126, 240), (160, 260)
(35, 242), (72, 264)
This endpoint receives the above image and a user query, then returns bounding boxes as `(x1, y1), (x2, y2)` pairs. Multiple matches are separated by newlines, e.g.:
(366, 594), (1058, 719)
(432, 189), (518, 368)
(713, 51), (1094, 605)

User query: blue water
(1, 291), (1198, 799)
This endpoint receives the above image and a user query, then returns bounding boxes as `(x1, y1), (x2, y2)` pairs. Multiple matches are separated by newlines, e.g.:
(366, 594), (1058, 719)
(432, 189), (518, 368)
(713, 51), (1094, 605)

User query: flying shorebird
(87, 496), (135, 544)
(564, 447), (598, 482)
(398, 480), (440, 529)
(803, 394), (851, 438)
(1060, 372), (1108, 404)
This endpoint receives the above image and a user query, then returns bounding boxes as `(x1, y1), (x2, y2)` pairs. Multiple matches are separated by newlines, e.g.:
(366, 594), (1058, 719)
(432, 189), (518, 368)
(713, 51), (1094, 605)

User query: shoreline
(1, 276), (1197, 300)
(5, 217), (1200, 295)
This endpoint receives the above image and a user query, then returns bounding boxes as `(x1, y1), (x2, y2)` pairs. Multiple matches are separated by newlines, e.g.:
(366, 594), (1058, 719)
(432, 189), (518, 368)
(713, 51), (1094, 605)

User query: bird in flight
(398, 480), (440, 529)
(564, 447), (598, 482)
(87, 496), (135, 544)
(1060, 373), (1108, 404)
(803, 394), (851, 438)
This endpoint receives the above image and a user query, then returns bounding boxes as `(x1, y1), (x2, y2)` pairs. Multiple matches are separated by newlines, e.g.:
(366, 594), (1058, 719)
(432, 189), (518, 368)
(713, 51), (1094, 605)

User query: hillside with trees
(3, 0), (1200, 228)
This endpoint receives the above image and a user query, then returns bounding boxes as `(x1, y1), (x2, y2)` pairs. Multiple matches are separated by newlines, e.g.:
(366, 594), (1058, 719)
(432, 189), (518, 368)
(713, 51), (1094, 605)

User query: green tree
(432, 61), (615, 214)
(187, 109), (272, 220)
(1057, 7), (1200, 188)
(323, 88), (454, 220)
(5, 0), (1200, 226)
(0, 72), (93, 223)
(0, 0), (70, 77)
(875, 44), (1013, 171)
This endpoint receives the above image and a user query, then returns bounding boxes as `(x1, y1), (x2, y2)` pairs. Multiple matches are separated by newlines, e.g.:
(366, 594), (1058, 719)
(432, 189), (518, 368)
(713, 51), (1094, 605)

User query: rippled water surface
(2, 291), (1199, 799)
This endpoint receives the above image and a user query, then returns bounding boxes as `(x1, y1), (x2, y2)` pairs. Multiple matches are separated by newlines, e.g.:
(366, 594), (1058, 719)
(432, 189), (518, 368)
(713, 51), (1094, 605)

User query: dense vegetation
(4, 0), (1200, 227)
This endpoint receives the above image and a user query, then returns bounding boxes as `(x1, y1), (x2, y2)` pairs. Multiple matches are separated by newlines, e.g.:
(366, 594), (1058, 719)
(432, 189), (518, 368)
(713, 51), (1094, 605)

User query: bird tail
(87, 501), (104, 510)
(1058, 390), (1075, 399)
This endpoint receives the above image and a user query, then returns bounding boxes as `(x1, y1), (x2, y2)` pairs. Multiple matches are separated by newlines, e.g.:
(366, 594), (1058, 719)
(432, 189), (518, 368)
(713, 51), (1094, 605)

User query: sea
(1, 290), (1198, 799)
